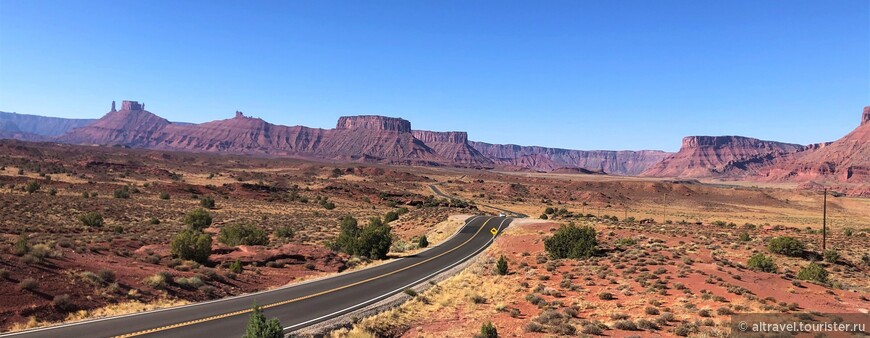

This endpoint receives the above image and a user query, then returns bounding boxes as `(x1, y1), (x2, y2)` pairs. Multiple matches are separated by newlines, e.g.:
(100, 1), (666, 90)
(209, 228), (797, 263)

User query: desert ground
(1, 140), (868, 335)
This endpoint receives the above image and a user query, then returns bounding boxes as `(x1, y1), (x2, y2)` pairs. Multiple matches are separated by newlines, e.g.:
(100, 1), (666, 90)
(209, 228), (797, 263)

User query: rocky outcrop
(641, 136), (804, 178)
(7, 99), (677, 172)
(59, 102), (442, 164)
(412, 131), (493, 166)
(743, 107), (870, 194)
(59, 101), (170, 146)
(336, 115), (412, 133)
(468, 141), (670, 175)
(0, 111), (94, 137)
(862, 106), (870, 126)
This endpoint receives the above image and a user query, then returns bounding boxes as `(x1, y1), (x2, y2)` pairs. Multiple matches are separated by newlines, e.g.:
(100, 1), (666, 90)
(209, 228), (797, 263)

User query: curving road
(2, 216), (511, 338)
(429, 183), (528, 218)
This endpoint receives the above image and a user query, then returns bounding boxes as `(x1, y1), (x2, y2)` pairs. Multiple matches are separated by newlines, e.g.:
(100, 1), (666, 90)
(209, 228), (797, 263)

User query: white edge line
(283, 216), (509, 331)
(0, 216), (484, 337)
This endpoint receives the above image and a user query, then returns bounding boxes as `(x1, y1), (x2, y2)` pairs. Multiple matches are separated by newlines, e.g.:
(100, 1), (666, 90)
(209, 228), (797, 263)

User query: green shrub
(200, 196), (216, 209)
(738, 232), (751, 242)
(598, 292), (614, 300)
(143, 272), (169, 289)
(478, 322), (498, 338)
(97, 269), (116, 283)
(82, 191), (90, 198)
(29, 244), (54, 262)
(797, 263), (828, 283)
(496, 255), (508, 275)
(13, 234), (29, 256)
(171, 229), (212, 264)
(418, 235), (429, 248)
(52, 294), (75, 312)
(25, 181), (40, 194)
(539, 214), (548, 220)
(219, 223), (269, 246)
(823, 250), (839, 263)
(544, 207), (555, 214)
(79, 212), (104, 228)
(544, 224), (597, 259)
(174, 276), (204, 289)
(183, 208), (213, 230)
(384, 211), (400, 223)
(243, 305), (282, 338)
(19, 278), (37, 291)
(274, 226), (295, 239)
(160, 192), (170, 200)
(768, 236), (805, 257)
(747, 253), (778, 273)
(229, 259), (243, 274)
(48, 188), (57, 196)
(331, 216), (392, 259)
(113, 186), (130, 199)
(616, 238), (636, 247)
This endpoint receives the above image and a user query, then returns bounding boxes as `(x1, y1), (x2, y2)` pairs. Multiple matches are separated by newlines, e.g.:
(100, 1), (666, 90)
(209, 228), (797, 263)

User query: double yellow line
(114, 216), (496, 337)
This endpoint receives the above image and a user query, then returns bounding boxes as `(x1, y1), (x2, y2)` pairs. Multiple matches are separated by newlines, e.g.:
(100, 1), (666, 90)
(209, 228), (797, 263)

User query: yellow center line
(113, 217), (495, 338)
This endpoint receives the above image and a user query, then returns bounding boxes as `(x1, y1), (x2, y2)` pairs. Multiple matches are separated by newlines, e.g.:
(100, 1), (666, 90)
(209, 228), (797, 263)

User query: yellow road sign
(490, 227), (498, 236)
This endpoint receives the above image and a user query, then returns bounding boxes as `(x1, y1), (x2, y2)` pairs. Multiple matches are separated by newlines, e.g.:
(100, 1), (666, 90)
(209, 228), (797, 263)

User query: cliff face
(336, 115), (412, 133)
(746, 107), (870, 192)
(0, 111), (94, 136)
(641, 136), (804, 178)
(59, 101), (170, 146)
(412, 131), (493, 166)
(468, 141), (670, 175)
(60, 105), (443, 164)
(11, 99), (678, 172)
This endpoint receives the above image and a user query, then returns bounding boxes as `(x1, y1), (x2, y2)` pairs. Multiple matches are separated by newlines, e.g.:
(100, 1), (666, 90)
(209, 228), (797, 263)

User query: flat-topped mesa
(120, 100), (145, 111)
(412, 130), (468, 144)
(862, 106), (869, 126)
(679, 135), (799, 149)
(336, 115), (411, 133)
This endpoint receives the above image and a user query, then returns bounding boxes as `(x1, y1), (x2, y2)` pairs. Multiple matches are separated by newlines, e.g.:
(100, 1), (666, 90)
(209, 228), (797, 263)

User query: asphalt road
(2, 216), (510, 338)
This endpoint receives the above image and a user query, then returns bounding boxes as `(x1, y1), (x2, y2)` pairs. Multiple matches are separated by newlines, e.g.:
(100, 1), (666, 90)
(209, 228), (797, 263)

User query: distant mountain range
(1, 101), (867, 194)
(1, 100), (670, 175)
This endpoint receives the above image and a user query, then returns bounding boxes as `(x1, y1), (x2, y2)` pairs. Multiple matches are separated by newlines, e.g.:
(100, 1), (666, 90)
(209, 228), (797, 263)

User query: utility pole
(822, 188), (827, 252)
(662, 193), (668, 223)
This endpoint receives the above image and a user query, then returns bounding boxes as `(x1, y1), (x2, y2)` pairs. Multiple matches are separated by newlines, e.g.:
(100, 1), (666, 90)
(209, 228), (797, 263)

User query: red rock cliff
(336, 115), (411, 133)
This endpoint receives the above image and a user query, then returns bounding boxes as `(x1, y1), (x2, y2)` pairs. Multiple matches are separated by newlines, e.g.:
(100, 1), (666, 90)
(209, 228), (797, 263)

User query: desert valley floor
(0, 140), (868, 336)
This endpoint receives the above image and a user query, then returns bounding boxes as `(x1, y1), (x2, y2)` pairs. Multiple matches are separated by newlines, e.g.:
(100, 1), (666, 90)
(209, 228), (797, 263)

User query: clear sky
(0, 1), (867, 151)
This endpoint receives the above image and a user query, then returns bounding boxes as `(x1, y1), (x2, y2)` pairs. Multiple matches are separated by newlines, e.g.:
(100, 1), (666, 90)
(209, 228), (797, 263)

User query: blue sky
(0, 0), (867, 151)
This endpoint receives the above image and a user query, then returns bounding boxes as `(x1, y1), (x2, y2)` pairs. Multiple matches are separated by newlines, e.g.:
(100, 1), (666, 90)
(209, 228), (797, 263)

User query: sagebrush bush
(797, 263), (828, 283)
(219, 223), (269, 246)
(478, 322), (498, 338)
(768, 236), (805, 257)
(174, 276), (204, 289)
(496, 255), (509, 275)
(19, 278), (37, 291)
(79, 212), (104, 228)
(823, 250), (839, 263)
(274, 226), (295, 239)
(747, 253), (778, 273)
(544, 223), (597, 259)
(183, 208), (212, 230)
(330, 216), (392, 259)
(200, 196), (216, 209)
(171, 229), (212, 264)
